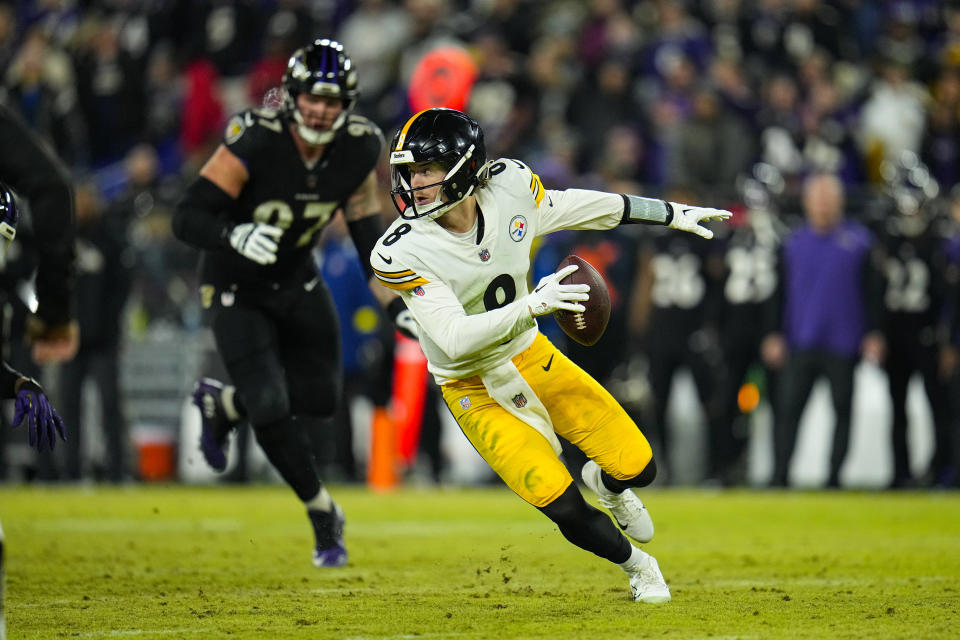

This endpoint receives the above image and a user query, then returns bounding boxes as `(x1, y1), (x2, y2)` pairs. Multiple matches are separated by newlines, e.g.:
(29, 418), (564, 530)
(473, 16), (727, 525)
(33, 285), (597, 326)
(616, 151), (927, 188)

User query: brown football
(553, 255), (611, 346)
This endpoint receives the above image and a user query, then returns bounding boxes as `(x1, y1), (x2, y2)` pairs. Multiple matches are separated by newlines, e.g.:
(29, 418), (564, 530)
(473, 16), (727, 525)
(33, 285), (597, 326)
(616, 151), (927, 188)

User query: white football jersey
(371, 158), (623, 382)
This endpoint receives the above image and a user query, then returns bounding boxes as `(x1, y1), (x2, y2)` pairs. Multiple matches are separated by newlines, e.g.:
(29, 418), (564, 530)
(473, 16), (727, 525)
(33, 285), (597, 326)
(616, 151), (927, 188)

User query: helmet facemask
(289, 98), (350, 145)
(282, 39), (358, 145)
(389, 108), (486, 221)
(391, 144), (480, 221)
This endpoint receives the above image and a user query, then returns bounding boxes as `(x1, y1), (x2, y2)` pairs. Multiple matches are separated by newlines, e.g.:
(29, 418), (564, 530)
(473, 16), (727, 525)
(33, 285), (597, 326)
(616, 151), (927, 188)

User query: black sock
(308, 508), (343, 548)
(252, 416), (321, 502)
(538, 484), (631, 564)
(601, 458), (658, 493)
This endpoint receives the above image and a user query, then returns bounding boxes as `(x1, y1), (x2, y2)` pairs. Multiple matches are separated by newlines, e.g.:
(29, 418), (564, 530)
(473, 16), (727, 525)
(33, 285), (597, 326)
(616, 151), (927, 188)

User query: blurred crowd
(1, 0), (960, 489)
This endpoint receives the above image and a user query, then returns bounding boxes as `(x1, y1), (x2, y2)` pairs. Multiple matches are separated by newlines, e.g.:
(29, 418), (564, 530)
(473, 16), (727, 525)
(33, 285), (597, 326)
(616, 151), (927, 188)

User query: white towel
(479, 360), (563, 456)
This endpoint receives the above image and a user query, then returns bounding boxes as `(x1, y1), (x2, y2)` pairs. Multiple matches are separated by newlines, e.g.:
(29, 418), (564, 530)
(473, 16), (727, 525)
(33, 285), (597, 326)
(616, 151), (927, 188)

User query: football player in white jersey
(371, 108), (730, 603)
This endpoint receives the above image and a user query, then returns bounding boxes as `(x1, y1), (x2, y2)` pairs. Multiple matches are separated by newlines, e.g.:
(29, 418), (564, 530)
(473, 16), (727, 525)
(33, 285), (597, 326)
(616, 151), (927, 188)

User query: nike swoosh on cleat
(542, 354), (554, 371)
(378, 253), (393, 264)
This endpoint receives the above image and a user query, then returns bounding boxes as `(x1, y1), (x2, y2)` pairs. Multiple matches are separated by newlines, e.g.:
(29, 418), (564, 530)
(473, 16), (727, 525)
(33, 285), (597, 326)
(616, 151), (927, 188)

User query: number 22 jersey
(371, 159), (624, 383)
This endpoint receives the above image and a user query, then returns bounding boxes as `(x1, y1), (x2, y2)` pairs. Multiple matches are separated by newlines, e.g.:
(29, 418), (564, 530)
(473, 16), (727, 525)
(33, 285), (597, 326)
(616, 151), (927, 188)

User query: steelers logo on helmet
(282, 38), (358, 145)
(389, 108), (487, 221)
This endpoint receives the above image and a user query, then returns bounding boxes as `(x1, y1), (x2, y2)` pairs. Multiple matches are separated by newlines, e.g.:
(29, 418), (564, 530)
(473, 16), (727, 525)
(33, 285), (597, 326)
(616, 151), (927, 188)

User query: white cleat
(581, 460), (654, 543)
(628, 554), (671, 604)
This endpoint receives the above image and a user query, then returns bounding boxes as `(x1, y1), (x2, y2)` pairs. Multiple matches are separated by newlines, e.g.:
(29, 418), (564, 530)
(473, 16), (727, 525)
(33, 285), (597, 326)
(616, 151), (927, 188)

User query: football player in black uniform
(0, 103), (77, 364)
(629, 198), (727, 484)
(172, 39), (409, 568)
(874, 173), (953, 488)
(712, 176), (785, 486)
(0, 180), (69, 640)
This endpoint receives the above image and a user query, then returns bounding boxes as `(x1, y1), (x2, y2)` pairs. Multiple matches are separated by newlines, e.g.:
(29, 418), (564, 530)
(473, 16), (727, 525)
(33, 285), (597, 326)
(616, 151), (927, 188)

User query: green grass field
(1, 485), (958, 639)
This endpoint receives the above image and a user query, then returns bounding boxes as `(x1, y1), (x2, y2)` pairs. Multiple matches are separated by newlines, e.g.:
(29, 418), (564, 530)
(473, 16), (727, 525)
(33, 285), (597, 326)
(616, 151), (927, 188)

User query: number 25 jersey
(371, 159), (624, 382)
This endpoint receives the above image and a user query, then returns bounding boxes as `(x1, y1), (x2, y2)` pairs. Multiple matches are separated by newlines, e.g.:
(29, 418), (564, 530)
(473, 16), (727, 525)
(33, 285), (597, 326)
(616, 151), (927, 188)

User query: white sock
(220, 385), (241, 421)
(305, 486), (333, 512)
(618, 545), (649, 574)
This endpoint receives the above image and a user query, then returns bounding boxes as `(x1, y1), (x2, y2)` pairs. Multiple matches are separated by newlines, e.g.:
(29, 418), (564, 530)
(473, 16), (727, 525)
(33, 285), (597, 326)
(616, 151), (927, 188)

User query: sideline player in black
(873, 176), (953, 488)
(0, 103), (77, 364)
(629, 189), (727, 484)
(712, 176), (785, 486)
(0, 180), (69, 640)
(172, 39), (409, 568)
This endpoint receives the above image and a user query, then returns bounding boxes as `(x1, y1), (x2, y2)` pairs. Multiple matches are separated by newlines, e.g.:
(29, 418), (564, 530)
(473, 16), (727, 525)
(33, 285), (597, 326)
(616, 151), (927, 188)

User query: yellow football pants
(441, 333), (653, 507)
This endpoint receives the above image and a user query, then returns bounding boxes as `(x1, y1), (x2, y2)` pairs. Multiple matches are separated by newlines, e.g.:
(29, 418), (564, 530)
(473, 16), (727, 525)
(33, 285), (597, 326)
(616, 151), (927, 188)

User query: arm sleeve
(620, 194), (675, 225)
(171, 176), (235, 250)
(0, 105), (75, 326)
(347, 214), (384, 280)
(401, 278), (536, 361)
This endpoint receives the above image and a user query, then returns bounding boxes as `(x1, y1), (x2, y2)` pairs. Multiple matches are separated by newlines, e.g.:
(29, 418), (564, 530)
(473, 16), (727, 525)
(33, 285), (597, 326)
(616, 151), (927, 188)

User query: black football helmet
(0, 180), (18, 248)
(880, 151), (939, 237)
(282, 38), (358, 145)
(389, 108), (486, 220)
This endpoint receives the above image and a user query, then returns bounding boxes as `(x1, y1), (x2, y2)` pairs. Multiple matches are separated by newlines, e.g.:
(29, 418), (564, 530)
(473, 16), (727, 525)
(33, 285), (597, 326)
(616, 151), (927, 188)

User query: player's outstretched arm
(620, 194), (732, 239)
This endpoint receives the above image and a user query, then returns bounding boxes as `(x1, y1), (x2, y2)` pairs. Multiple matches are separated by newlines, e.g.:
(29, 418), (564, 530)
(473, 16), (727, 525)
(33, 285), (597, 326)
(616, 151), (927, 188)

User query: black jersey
(878, 221), (949, 346)
(718, 221), (780, 343)
(641, 226), (723, 339)
(201, 108), (382, 288)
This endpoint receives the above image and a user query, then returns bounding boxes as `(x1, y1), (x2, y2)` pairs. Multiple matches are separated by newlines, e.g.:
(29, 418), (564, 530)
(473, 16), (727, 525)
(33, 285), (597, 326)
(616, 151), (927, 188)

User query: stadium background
(0, 0), (957, 489)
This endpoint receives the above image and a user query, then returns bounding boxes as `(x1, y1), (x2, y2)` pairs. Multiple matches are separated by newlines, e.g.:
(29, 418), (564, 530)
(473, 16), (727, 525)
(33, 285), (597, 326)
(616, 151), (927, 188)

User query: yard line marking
(69, 629), (206, 637)
(26, 518), (244, 533)
(345, 635), (465, 640)
(673, 575), (957, 588)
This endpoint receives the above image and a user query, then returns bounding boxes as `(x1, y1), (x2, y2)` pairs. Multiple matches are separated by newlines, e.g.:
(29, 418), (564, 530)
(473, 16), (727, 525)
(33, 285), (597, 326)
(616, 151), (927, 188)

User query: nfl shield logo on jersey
(509, 215), (527, 242)
(459, 396), (471, 410)
(512, 393), (527, 408)
(479, 248), (490, 262)
(414, 286), (425, 296)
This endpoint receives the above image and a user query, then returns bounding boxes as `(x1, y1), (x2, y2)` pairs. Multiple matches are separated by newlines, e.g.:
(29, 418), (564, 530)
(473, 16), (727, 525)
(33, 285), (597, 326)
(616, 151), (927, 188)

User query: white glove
(229, 223), (283, 265)
(526, 264), (590, 317)
(667, 202), (732, 239)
